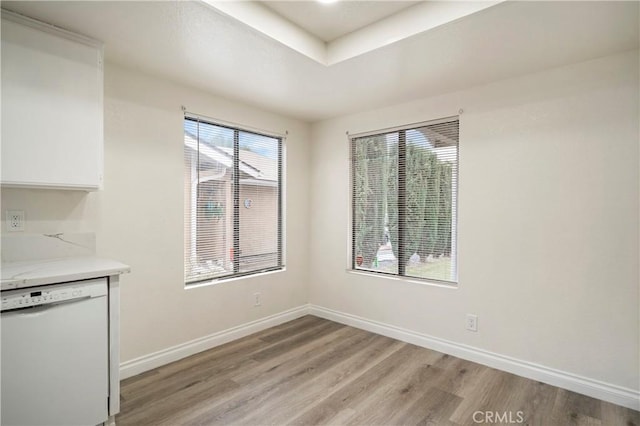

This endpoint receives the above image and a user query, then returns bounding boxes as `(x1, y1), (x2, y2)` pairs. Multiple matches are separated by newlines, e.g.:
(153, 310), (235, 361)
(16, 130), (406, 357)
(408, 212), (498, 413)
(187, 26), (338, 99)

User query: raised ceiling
(1, 1), (638, 123)
(260, 1), (420, 42)
(205, 1), (502, 65)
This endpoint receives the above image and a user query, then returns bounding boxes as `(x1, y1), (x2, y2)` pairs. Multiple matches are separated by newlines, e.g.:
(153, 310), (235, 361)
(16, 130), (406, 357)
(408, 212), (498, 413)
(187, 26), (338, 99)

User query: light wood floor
(117, 316), (639, 426)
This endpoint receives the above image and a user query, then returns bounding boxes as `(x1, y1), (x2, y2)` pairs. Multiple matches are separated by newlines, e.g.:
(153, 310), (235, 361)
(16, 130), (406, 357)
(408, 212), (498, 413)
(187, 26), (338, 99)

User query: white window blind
(184, 117), (283, 284)
(351, 117), (458, 283)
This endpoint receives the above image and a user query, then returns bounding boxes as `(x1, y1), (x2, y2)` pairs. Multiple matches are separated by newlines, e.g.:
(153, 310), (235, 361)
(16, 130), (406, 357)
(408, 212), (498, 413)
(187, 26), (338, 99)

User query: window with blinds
(184, 116), (283, 284)
(351, 117), (458, 284)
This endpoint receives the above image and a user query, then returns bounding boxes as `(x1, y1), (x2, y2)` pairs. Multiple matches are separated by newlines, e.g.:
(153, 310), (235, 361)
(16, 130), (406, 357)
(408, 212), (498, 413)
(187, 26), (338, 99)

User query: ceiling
(1, 1), (638, 123)
(260, 1), (420, 42)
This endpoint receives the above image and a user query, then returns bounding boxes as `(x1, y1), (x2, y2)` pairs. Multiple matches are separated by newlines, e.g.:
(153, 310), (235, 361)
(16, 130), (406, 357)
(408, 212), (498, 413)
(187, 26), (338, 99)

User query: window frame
(349, 116), (459, 286)
(184, 114), (285, 286)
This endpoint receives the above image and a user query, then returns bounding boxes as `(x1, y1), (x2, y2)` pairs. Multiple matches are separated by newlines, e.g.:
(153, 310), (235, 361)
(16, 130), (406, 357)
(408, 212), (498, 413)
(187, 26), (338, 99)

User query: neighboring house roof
(218, 147), (278, 182)
(184, 133), (277, 182)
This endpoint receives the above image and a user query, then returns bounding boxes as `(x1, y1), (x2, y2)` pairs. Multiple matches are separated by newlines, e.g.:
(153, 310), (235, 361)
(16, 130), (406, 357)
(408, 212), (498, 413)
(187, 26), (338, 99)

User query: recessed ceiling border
(203, 0), (504, 66)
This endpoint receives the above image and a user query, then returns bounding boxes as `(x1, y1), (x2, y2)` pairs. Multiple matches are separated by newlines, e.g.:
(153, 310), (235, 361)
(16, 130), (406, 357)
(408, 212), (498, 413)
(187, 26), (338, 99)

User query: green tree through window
(351, 118), (458, 283)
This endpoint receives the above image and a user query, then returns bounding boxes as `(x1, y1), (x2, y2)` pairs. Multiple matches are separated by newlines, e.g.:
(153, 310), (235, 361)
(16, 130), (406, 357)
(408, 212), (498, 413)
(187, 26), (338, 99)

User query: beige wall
(309, 50), (639, 392)
(1, 63), (311, 362)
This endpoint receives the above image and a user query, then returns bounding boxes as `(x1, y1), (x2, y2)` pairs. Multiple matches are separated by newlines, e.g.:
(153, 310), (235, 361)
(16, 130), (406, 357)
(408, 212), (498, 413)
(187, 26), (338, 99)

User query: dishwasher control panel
(1, 278), (107, 312)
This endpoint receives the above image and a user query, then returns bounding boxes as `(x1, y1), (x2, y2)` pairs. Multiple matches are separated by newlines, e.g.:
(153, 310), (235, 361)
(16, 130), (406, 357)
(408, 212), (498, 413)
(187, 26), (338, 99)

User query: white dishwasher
(1, 278), (109, 426)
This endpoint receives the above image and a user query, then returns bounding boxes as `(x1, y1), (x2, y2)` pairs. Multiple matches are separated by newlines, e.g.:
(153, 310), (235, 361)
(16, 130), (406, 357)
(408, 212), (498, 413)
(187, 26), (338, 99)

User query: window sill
(346, 268), (458, 289)
(185, 267), (286, 290)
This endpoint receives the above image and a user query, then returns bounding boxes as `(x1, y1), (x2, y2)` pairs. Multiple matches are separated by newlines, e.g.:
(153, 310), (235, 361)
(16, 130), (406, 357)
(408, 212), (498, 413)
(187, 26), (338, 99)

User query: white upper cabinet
(1, 11), (104, 191)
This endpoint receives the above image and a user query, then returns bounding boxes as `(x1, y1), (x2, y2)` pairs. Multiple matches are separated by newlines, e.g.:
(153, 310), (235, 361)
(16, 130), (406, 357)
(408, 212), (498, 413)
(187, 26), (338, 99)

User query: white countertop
(1, 256), (130, 290)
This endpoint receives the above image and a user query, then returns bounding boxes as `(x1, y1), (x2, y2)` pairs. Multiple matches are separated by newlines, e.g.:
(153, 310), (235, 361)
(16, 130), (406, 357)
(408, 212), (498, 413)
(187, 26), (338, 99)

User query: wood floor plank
(398, 386), (463, 426)
(118, 378), (240, 425)
(188, 328), (388, 425)
(548, 389), (605, 426)
(320, 408), (357, 425)
(601, 401), (640, 426)
(342, 348), (445, 426)
(432, 356), (491, 399)
(158, 325), (364, 425)
(116, 316), (639, 426)
(289, 344), (428, 425)
(248, 319), (345, 363)
(242, 334), (404, 425)
(257, 315), (329, 343)
(449, 368), (537, 425)
(230, 325), (362, 385)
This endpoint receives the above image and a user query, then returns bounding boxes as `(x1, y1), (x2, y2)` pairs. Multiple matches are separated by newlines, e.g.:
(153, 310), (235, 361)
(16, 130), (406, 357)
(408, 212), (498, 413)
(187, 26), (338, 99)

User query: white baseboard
(308, 304), (640, 411)
(119, 305), (309, 380)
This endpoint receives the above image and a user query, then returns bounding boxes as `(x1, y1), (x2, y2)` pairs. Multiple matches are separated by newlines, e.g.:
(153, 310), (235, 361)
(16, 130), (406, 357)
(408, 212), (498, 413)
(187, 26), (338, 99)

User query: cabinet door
(1, 13), (104, 190)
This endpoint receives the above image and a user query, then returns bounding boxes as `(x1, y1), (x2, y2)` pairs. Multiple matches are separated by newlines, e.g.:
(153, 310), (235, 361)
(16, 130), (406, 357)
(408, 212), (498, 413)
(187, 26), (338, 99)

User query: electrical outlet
(466, 314), (478, 332)
(6, 210), (25, 232)
(253, 292), (261, 307)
